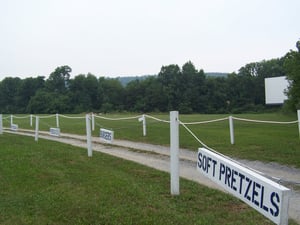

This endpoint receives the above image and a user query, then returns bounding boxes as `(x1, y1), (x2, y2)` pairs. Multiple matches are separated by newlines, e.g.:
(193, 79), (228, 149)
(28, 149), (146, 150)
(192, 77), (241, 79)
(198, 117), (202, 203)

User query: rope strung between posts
(179, 120), (300, 186)
(59, 114), (85, 119)
(2, 116), (10, 121)
(6, 113), (298, 125)
(94, 114), (142, 131)
(11, 115), (31, 119)
(232, 116), (298, 124)
(95, 118), (143, 132)
(144, 114), (170, 123)
(38, 114), (56, 119)
(181, 117), (228, 125)
(94, 114), (140, 121)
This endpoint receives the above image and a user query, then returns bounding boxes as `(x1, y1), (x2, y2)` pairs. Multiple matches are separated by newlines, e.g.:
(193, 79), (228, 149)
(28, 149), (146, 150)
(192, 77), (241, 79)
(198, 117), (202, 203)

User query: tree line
(0, 41), (299, 114)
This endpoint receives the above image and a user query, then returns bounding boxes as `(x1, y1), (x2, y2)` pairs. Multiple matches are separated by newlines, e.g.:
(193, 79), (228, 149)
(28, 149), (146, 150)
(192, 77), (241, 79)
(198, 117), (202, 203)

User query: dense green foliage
(2, 133), (297, 225)
(284, 40), (300, 111)
(1, 41), (299, 114)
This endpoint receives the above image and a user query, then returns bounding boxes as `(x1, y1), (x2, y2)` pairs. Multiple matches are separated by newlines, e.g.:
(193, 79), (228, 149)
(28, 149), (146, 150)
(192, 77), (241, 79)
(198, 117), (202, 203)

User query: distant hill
(117, 72), (228, 86)
(117, 75), (154, 86)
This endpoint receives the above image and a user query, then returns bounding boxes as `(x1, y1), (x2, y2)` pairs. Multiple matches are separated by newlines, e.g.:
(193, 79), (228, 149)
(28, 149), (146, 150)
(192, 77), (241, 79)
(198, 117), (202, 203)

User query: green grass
(1, 133), (297, 225)
(2, 112), (300, 167)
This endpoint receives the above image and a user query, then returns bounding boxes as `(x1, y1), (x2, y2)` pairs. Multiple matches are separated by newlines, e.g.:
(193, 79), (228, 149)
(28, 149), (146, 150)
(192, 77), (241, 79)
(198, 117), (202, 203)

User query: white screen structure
(265, 76), (289, 104)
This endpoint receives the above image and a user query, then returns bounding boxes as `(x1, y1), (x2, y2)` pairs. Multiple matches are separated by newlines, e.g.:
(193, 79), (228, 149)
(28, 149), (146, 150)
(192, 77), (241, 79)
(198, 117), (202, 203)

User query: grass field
(3, 112), (300, 168)
(0, 133), (297, 225)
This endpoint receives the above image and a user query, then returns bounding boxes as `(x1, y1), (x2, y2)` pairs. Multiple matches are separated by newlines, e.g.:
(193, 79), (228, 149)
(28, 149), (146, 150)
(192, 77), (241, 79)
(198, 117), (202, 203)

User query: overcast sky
(0, 0), (299, 80)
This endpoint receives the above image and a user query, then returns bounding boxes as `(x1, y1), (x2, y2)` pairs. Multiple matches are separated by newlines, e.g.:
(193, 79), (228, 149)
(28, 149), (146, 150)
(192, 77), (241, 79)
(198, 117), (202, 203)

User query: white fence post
(0, 114), (3, 134)
(170, 111), (180, 195)
(35, 116), (39, 142)
(138, 114), (147, 136)
(30, 114), (33, 127)
(56, 113), (59, 128)
(10, 115), (13, 126)
(92, 113), (95, 131)
(142, 114), (146, 136)
(229, 116), (235, 144)
(86, 114), (93, 157)
(298, 109), (300, 140)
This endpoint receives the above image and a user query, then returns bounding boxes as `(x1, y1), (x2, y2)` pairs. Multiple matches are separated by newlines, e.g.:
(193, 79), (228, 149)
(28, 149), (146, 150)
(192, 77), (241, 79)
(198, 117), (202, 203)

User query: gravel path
(4, 130), (300, 224)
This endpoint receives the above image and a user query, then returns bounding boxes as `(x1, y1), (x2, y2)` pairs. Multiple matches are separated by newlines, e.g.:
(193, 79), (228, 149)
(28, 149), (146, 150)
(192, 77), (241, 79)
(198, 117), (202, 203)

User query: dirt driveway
(4, 130), (300, 224)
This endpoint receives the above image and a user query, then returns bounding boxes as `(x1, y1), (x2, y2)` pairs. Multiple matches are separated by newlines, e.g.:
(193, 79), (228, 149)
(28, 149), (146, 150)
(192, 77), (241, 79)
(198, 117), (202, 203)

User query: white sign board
(265, 76), (289, 104)
(197, 148), (290, 225)
(11, 124), (18, 131)
(100, 128), (114, 143)
(49, 128), (60, 137)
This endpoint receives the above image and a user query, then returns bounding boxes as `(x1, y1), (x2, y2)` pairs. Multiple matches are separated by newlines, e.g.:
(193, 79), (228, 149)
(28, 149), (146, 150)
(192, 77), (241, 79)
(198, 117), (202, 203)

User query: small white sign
(197, 148), (290, 225)
(11, 124), (18, 131)
(50, 128), (60, 137)
(100, 128), (114, 143)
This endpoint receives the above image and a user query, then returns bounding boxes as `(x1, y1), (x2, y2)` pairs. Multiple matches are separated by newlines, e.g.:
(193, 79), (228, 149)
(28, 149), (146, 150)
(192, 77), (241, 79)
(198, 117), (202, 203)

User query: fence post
(170, 111), (179, 195)
(30, 114), (33, 127)
(92, 113), (95, 131)
(298, 110), (300, 140)
(56, 113), (59, 128)
(86, 114), (93, 157)
(229, 116), (235, 144)
(10, 115), (13, 126)
(142, 114), (146, 136)
(0, 114), (3, 135)
(35, 116), (39, 142)
(138, 115), (147, 136)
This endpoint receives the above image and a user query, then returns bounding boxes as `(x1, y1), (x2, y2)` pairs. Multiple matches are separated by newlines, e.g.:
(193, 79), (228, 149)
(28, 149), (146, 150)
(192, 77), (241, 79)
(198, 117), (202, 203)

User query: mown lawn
(1, 133), (297, 225)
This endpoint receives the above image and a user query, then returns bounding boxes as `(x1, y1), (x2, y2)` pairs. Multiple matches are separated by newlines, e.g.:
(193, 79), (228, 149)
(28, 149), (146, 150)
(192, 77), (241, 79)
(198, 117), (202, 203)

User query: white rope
(145, 114), (170, 123)
(179, 121), (219, 153)
(233, 116), (298, 124)
(94, 114), (141, 121)
(12, 115), (31, 119)
(179, 120), (300, 185)
(38, 114), (56, 119)
(59, 114), (85, 119)
(181, 117), (228, 125)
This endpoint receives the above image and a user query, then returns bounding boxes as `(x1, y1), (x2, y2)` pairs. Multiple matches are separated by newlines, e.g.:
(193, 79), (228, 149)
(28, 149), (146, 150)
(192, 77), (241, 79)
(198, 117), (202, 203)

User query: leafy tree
(69, 73), (100, 113)
(0, 55), (294, 114)
(125, 79), (146, 112)
(27, 90), (71, 113)
(16, 76), (45, 113)
(143, 77), (167, 112)
(205, 77), (228, 113)
(0, 77), (22, 113)
(46, 65), (71, 93)
(180, 61), (207, 113)
(189, 69), (207, 113)
(284, 40), (300, 110)
(157, 64), (181, 111)
(100, 78), (125, 112)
